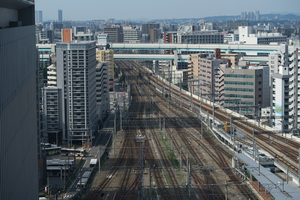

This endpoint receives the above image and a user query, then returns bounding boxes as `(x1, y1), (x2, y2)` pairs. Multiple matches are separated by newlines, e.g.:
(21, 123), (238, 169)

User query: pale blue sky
(35, 0), (300, 21)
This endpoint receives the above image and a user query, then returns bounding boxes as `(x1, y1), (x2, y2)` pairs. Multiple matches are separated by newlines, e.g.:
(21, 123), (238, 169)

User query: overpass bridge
(107, 43), (298, 64)
(109, 43), (292, 54)
(114, 54), (268, 63)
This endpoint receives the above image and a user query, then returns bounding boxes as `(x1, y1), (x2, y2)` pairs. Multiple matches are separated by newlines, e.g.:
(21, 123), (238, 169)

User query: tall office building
(35, 10), (43, 24)
(104, 25), (123, 43)
(223, 66), (263, 115)
(56, 41), (98, 144)
(123, 26), (141, 43)
(58, 9), (63, 22)
(255, 11), (260, 21)
(0, 0), (39, 199)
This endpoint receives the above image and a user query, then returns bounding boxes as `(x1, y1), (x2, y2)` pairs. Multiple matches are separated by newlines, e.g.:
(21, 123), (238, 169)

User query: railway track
(127, 60), (300, 178)
(127, 61), (255, 199)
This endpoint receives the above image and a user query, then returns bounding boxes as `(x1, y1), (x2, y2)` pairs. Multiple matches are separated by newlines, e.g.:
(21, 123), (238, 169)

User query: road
(62, 112), (115, 199)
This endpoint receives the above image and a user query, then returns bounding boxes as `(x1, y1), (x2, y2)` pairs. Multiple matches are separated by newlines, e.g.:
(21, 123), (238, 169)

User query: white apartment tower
(56, 41), (98, 144)
(270, 43), (299, 133)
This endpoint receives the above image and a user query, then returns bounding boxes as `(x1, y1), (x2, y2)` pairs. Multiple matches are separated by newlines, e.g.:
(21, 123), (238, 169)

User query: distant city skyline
(35, 0), (300, 21)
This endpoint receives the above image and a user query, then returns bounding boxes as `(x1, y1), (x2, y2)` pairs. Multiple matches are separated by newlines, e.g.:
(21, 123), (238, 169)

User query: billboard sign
(275, 104), (282, 114)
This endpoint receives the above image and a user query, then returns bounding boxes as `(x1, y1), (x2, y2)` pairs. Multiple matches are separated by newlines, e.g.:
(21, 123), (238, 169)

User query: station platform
(235, 153), (300, 199)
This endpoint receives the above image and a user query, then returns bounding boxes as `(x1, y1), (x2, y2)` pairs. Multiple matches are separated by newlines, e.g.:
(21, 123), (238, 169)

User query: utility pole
(47, 174), (50, 195)
(171, 129), (173, 152)
(200, 83), (202, 117)
(163, 118), (166, 140)
(188, 164), (191, 198)
(212, 94), (215, 126)
(56, 131), (58, 146)
(258, 158), (260, 176)
(159, 111), (161, 130)
(99, 146), (101, 173)
(180, 80), (182, 108)
(253, 129), (255, 158)
(298, 148), (300, 187)
(230, 115), (233, 141)
(186, 152), (189, 170)
(80, 170), (82, 198)
(190, 83), (193, 111)
(201, 123), (203, 139)
(113, 131), (115, 156)
(207, 111), (209, 125)
(120, 109), (122, 131)
(286, 167), (289, 184)
(64, 164), (66, 190)
(70, 123), (73, 148)
(225, 180), (228, 200)
(162, 71), (165, 98)
(149, 166), (152, 200)
(114, 114), (116, 134)
(180, 145), (182, 170)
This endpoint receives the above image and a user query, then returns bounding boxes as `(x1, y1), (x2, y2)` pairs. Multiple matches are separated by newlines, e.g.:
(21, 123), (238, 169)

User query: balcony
(284, 107), (293, 112)
(47, 71), (57, 75)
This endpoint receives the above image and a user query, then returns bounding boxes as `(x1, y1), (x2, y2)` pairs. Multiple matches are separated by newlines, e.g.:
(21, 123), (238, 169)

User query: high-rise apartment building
(188, 54), (228, 100)
(96, 50), (114, 91)
(150, 28), (159, 42)
(142, 23), (160, 35)
(104, 25), (123, 43)
(42, 87), (63, 144)
(240, 12), (247, 20)
(0, 0), (39, 199)
(58, 9), (63, 22)
(96, 62), (110, 120)
(271, 67), (291, 131)
(35, 10), (43, 24)
(56, 41), (98, 144)
(269, 43), (299, 132)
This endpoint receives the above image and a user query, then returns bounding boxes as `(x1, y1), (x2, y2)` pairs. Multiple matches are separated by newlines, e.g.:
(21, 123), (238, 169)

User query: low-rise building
(178, 31), (224, 44)
(239, 26), (287, 44)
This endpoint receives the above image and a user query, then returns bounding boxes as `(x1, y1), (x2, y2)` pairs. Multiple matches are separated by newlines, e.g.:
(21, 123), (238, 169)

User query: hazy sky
(36, 0), (300, 21)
